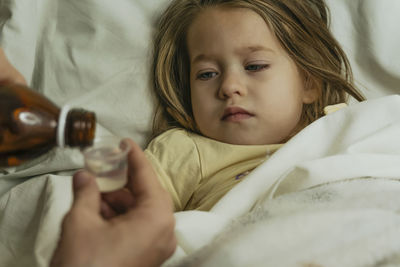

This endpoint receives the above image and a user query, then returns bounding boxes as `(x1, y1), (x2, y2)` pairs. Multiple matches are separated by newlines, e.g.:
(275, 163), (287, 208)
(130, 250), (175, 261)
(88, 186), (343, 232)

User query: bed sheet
(1, 0), (400, 266)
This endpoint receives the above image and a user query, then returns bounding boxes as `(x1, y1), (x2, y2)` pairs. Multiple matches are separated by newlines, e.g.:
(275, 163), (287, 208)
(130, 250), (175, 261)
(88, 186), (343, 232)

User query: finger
(0, 69), (26, 86)
(100, 201), (117, 219)
(71, 171), (101, 213)
(121, 139), (165, 202)
(11, 74), (27, 85)
(0, 49), (27, 85)
(0, 76), (26, 86)
(101, 189), (135, 214)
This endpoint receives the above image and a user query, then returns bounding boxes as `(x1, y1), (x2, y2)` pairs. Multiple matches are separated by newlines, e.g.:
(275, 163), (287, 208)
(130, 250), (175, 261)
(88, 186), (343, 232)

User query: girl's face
(187, 7), (318, 145)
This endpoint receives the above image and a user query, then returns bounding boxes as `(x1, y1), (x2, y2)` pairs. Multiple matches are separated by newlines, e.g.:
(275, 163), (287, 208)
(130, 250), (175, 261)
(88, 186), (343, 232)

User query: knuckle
(60, 212), (73, 232)
(152, 211), (175, 233)
(62, 208), (82, 230)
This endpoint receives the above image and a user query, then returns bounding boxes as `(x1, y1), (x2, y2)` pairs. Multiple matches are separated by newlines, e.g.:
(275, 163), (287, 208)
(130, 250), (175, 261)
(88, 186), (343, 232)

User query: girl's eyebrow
(239, 45), (276, 54)
(191, 54), (212, 65)
(191, 46), (275, 64)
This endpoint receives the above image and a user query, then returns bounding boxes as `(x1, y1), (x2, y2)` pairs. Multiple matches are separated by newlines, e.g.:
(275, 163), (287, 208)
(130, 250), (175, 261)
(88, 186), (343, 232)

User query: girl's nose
(218, 72), (247, 99)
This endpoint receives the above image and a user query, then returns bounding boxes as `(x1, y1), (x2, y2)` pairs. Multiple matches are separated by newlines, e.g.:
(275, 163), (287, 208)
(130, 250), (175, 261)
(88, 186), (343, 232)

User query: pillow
(326, 0), (400, 98)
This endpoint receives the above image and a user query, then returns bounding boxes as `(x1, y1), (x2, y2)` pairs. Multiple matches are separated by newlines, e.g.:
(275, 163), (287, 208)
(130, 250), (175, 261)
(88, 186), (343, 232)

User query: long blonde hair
(151, 0), (365, 138)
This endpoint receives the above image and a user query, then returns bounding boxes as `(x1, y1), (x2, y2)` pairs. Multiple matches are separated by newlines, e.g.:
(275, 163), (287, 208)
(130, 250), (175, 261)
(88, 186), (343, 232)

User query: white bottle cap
(57, 104), (73, 148)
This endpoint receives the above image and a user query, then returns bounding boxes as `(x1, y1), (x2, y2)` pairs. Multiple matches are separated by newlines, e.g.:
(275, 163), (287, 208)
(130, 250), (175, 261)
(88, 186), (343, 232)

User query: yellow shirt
(145, 129), (282, 211)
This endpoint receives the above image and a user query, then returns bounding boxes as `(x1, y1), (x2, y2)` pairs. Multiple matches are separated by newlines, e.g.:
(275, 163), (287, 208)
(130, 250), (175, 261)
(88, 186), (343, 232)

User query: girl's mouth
(222, 107), (254, 122)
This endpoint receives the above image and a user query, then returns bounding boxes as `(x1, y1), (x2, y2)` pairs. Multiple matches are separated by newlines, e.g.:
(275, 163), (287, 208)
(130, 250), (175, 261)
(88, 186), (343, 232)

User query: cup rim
(82, 136), (130, 161)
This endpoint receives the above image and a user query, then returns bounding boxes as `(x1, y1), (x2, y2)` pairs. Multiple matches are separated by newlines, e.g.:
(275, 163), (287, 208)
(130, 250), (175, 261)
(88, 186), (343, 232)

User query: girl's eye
(197, 72), (218, 80)
(245, 64), (269, 72)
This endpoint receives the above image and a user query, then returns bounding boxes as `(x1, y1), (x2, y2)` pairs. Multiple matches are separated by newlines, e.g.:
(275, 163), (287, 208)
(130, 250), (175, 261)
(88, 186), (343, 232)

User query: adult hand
(50, 139), (177, 267)
(0, 47), (26, 85)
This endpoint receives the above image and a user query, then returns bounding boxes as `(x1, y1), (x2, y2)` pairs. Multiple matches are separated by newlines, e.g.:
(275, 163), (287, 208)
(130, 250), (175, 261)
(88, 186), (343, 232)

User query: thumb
(122, 139), (163, 200)
(72, 171), (101, 212)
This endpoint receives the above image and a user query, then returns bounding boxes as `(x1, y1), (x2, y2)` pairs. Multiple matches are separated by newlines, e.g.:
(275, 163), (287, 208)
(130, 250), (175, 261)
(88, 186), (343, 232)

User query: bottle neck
(64, 108), (96, 147)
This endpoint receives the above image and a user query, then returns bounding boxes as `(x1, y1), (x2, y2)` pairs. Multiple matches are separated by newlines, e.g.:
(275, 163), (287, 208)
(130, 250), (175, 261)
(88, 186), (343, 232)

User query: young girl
(144, 0), (365, 211)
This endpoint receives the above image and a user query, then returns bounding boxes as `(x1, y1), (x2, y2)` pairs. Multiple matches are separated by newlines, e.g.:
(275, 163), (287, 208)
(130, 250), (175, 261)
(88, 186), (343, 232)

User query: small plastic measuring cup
(83, 137), (129, 192)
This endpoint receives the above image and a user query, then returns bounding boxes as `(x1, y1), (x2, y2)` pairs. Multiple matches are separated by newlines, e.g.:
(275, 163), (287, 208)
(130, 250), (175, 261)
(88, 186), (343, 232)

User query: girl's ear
(302, 75), (320, 104)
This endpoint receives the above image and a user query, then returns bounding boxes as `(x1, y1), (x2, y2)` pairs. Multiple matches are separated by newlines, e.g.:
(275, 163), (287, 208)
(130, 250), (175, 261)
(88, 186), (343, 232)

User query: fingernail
(120, 139), (131, 150)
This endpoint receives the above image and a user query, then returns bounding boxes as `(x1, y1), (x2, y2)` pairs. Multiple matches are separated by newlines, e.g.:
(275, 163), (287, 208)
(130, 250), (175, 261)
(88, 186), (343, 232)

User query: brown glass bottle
(0, 84), (96, 167)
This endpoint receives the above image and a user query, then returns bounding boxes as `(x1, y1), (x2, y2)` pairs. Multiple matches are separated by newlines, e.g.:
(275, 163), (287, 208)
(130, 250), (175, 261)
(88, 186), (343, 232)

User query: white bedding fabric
(1, 0), (400, 266)
(1, 95), (400, 267)
(166, 95), (400, 267)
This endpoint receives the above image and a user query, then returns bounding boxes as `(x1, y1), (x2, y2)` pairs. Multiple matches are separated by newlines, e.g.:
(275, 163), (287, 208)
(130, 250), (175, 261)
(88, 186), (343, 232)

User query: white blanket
(1, 0), (400, 266)
(165, 95), (400, 267)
